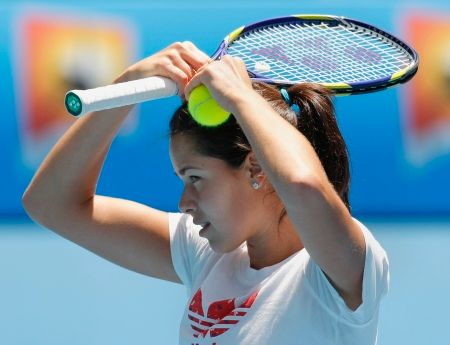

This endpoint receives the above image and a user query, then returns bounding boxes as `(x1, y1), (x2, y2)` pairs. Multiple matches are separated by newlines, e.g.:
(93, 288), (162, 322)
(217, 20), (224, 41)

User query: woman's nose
(178, 187), (196, 214)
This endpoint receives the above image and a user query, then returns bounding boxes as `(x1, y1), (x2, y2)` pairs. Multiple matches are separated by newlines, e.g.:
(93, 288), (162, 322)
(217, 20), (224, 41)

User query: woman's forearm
(22, 102), (133, 221)
(231, 91), (328, 195)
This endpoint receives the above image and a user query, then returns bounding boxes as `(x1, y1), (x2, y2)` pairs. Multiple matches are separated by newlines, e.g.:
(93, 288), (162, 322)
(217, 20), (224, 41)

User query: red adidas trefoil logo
(188, 288), (259, 344)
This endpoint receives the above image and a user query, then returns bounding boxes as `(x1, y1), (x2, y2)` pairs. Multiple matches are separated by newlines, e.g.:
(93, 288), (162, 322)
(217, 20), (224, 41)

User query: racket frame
(213, 14), (419, 94)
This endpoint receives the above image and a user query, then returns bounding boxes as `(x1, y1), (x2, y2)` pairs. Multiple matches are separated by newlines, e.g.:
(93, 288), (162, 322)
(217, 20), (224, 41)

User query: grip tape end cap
(65, 92), (83, 116)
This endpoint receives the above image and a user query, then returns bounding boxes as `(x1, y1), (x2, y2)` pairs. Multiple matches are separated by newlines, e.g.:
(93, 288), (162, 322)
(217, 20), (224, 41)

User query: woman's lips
(199, 223), (210, 237)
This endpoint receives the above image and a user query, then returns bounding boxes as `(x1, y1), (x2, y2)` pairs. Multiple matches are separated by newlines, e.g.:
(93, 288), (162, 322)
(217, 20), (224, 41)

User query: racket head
(211, 15), (419, 94)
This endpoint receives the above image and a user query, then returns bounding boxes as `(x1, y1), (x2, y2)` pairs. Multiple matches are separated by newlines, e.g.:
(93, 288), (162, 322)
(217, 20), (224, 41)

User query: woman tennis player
(23, 42), (389, 344)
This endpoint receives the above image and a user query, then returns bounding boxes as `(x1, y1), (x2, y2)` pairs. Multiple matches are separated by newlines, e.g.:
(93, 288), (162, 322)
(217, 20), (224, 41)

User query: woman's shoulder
(351, 218), (389, 260)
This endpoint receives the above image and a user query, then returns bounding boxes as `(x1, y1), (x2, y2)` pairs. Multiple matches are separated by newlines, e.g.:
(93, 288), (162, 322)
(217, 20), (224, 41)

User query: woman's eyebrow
(175, 165), (202, 177)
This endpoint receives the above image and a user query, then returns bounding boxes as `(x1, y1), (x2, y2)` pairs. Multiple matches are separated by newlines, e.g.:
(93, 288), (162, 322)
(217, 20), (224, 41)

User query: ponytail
(252, 82), (351, 210)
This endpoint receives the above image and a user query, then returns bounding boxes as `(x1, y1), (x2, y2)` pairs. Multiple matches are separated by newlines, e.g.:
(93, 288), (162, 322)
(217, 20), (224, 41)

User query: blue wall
(1, 0), (450, 218)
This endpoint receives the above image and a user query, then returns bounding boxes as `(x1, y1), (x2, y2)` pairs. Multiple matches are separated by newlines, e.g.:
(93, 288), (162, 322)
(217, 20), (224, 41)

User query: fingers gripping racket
(65, 14), (419, 117)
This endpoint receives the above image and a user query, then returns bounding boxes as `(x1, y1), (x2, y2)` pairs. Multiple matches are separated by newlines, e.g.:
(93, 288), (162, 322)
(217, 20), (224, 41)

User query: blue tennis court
(1, 220), (449, 344)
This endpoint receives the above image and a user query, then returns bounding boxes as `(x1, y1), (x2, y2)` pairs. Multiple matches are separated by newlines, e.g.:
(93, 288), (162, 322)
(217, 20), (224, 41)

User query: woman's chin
(209, 238), (243, 254)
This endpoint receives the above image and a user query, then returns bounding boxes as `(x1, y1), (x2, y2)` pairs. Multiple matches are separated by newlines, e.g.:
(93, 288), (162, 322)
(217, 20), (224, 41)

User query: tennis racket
(65, 14), (419, 117)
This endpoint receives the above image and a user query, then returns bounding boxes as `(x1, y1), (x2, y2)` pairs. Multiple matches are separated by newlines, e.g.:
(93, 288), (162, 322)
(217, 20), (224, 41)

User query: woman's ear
(244, 152), (266, 187)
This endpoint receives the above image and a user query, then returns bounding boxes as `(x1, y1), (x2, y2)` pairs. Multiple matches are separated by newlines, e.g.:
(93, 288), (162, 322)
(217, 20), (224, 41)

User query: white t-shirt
(169, 212), (389, 345)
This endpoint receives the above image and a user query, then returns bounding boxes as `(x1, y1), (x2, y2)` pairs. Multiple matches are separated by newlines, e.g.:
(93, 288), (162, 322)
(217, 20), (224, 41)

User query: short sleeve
(304, 219), (390, 324)
(168, 212), (216, 293)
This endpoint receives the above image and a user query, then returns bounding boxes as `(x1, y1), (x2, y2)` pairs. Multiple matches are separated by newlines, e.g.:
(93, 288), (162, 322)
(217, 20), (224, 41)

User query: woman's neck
(246, 216), (304, 270)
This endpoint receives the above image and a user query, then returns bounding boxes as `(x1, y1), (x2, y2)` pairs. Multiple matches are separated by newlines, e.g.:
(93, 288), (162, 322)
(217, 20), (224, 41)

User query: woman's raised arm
(22, 42), (210, 282)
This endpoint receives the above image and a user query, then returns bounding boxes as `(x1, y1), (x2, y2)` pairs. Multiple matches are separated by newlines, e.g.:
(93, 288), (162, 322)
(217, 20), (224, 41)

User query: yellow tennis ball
(188, 85), (230, 127)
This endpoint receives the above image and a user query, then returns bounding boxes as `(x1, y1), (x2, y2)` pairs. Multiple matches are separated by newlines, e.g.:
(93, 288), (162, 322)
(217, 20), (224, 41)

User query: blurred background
(1, 0), (449, 344)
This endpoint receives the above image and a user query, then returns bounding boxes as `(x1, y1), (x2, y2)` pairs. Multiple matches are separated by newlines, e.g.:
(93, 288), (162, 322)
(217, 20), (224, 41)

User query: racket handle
(64, 76), (178, 117)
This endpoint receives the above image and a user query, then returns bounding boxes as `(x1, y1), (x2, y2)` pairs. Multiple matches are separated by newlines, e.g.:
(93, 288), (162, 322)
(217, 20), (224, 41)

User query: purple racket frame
(210, 15), (419, 95)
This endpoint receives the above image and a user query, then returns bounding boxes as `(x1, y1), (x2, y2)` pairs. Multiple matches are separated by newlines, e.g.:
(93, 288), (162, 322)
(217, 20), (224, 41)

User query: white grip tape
(69, 76), (178, 115)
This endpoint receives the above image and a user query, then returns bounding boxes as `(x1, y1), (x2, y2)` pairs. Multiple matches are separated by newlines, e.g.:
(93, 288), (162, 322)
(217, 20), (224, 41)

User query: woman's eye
(189, 176), (201, 183)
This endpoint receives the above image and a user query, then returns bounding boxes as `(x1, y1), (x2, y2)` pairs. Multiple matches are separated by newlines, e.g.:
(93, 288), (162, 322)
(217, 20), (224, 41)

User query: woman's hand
(116, 41), (211, 99)
(184, 55), (255, 114)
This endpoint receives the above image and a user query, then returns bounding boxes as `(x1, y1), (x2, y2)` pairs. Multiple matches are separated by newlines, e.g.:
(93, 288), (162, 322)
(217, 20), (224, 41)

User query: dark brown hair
(169, 82), (351, 210)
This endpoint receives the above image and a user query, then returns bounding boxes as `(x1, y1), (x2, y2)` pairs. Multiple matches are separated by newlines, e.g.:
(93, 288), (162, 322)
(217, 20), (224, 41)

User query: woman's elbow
(288, 172), (326, 195)
(22, 187), (46, 223)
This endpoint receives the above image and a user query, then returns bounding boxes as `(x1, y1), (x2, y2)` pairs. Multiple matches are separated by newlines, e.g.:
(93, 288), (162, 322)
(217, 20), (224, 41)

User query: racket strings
(338, 23), (413, 77)
(281, 23), (405, 81)
(227, 21), (415, 85)
(247, 22), (409, 82)
(307, 23), (397, 82)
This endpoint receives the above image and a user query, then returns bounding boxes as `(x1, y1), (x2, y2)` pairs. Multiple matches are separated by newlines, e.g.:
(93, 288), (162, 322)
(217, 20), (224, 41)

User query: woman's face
(170, 134), (264, 253)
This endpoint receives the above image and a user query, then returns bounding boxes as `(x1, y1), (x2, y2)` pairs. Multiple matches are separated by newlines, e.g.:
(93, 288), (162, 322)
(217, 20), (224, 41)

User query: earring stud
(252, 182), (260, 190)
